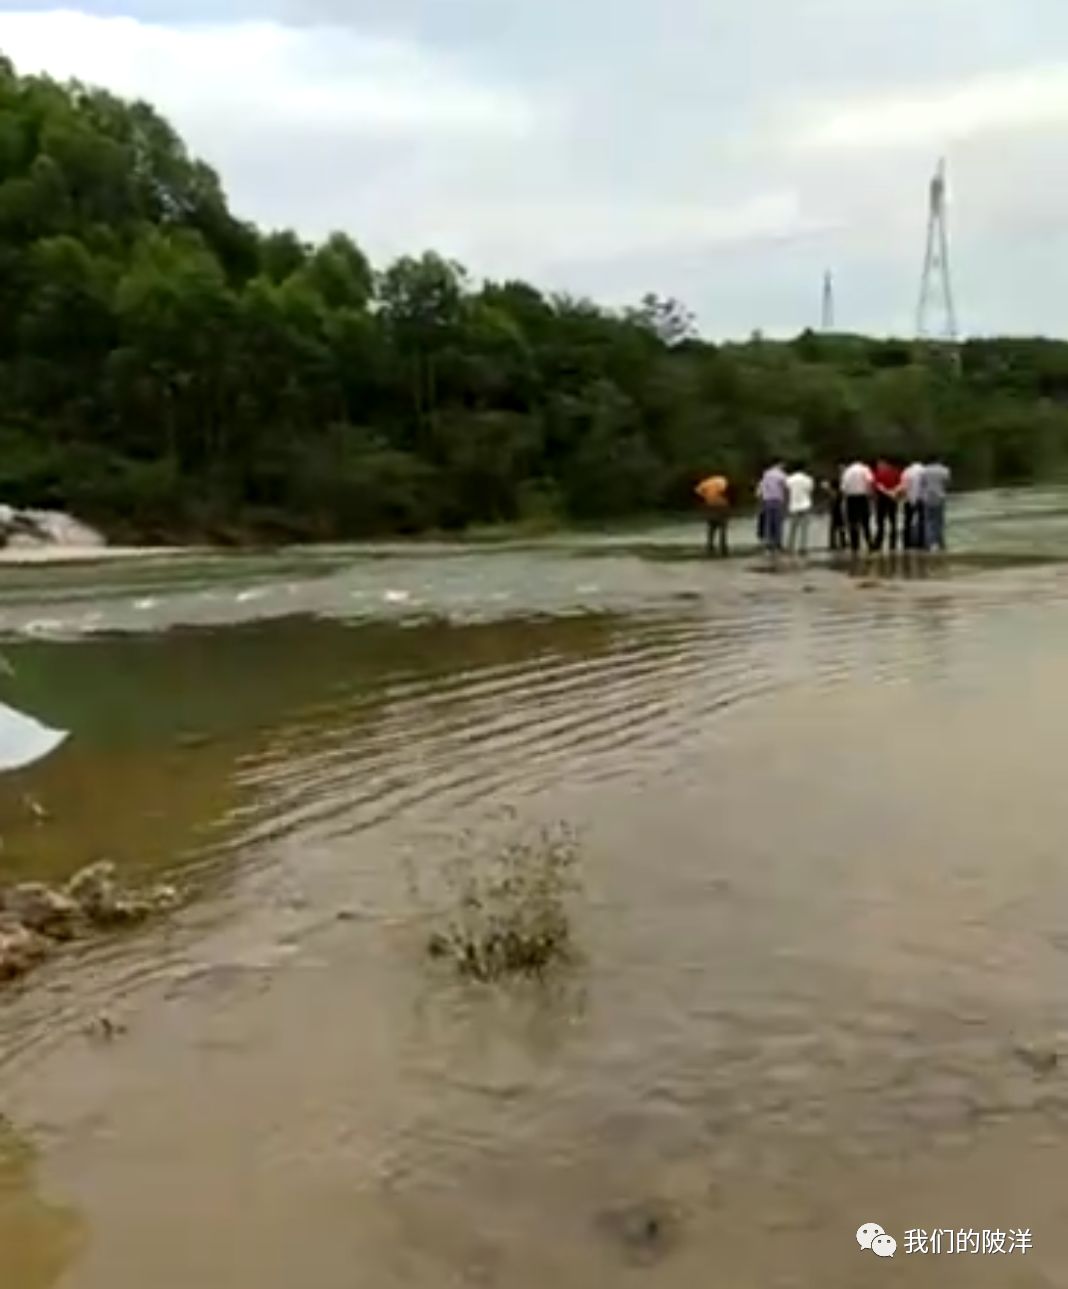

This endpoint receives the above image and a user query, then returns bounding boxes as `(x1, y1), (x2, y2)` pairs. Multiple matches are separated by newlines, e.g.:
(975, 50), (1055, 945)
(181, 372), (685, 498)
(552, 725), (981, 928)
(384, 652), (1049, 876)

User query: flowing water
(5, 492), (1068, 1287)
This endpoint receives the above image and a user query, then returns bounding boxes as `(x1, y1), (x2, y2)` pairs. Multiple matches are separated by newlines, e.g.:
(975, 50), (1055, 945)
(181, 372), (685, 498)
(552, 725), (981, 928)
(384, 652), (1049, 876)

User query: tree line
(1, 53), (1067, 543)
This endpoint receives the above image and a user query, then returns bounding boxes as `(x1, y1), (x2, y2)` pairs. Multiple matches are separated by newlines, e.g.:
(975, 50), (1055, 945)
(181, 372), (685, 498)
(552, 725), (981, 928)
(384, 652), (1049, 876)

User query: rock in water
(594, 1200), (684, 1266)
(0, 506), (105, 549)
(0, 865), (181, 989)
(149, 884), (180, 912)
(84, 1013), (128, 1042)
(0, 922), (51, 980)
(3, 883), (80, 940)
(65, 861), (118, 920)
(65, 861), (179, 927)
(1013, 1044), (1060, 1076)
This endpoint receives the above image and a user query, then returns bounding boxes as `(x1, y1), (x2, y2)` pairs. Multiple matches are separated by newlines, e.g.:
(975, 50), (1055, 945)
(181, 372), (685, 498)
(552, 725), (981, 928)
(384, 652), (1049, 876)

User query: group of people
(696, 457), (952, 558)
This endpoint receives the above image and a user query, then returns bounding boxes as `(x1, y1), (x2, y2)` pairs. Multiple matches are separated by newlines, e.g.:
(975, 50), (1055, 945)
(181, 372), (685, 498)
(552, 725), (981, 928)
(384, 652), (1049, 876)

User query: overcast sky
(1, 1), (1066, 338)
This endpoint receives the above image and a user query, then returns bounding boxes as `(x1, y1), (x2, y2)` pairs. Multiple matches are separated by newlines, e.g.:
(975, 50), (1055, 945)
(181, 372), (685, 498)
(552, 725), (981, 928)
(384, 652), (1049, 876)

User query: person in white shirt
(840, 460), (874, 555)
(785, 464), (815, 556)
(900, 460), (926, 550)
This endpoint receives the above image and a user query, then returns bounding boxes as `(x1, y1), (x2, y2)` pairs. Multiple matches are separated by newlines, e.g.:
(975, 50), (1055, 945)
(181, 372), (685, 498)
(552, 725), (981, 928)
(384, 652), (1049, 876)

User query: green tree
(0, 53), (1063, 544)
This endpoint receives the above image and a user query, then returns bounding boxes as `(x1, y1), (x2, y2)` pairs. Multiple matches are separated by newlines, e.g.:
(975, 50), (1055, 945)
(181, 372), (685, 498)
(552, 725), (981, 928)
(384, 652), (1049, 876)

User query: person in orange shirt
(695, 474), (731, 556)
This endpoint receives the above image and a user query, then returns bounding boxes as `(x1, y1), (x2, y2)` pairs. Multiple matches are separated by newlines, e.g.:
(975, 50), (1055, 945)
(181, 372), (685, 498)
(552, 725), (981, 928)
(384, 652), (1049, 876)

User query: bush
(287, 432), (444, 537)
(426, 821), (582, 982)
(516, 478), (565, 528)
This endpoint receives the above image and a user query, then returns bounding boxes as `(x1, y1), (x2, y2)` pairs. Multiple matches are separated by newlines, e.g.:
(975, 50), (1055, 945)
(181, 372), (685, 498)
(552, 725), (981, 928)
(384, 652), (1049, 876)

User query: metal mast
(916, 158), (958, 341)
(821, 269), (835, 331)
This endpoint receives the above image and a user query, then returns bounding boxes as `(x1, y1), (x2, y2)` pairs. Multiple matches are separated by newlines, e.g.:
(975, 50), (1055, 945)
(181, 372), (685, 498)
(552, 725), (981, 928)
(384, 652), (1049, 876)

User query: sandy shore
(0, 545), (196, 565)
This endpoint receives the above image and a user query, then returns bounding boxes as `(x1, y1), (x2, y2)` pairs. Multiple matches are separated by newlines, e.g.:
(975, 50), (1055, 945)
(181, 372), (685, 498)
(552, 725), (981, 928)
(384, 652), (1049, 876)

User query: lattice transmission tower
(821, 269), (835, 332)
(916, 158), (958, 341)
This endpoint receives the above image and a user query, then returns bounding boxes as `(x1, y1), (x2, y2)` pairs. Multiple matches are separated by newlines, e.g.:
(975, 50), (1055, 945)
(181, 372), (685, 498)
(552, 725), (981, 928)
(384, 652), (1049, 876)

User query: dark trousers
(903, 501), (925, 550)
(760, 501), (785, 552)
(874, 493), (899, 552)
(705, 513), (729, 557)
(845, 495), (872, 554)
(829, 498), (846, 550)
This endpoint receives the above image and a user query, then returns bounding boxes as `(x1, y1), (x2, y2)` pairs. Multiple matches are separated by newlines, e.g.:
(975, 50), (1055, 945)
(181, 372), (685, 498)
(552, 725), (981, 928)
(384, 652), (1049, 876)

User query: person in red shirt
(872, 457), (903, 553)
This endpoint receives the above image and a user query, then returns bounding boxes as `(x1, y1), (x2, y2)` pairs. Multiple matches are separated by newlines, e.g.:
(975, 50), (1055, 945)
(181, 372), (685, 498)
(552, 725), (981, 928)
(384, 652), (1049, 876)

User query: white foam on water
(23, 619), (67, 637)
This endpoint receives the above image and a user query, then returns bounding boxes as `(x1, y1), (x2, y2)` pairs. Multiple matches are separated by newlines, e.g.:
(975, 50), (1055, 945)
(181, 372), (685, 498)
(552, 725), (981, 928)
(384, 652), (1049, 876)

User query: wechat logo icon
(857, 1223), (897, 1258)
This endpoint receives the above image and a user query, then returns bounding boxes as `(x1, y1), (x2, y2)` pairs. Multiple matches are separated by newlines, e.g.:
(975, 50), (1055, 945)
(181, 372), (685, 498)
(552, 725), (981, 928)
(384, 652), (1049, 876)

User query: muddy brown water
(5, 495), (1068, 1286)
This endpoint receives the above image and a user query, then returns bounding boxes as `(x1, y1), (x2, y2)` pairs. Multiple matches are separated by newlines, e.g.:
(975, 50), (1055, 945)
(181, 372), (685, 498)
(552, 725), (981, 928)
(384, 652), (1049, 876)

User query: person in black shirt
(824, 466), (846, 551)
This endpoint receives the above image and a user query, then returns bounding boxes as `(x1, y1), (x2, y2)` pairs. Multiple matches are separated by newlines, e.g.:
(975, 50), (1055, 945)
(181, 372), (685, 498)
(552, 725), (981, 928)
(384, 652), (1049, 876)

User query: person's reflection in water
(901, 548), (930, 581)
(911, 593), (955, 682)
(0, 1119), (87, 1289)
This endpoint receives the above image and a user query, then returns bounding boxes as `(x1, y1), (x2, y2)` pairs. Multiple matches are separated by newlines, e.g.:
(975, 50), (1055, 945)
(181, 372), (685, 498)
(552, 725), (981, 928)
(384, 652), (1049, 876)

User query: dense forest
(1, 55), (1068, 542)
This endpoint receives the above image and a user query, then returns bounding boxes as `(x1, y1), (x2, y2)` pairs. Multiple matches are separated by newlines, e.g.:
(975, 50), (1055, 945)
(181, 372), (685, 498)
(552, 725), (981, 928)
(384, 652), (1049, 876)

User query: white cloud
(794, 64), (1068, 152)
(0, 9), (822, 279)
(0, 9), (540, 138)
(3, 3), (1068, 337)
(386, 191), (829, 274)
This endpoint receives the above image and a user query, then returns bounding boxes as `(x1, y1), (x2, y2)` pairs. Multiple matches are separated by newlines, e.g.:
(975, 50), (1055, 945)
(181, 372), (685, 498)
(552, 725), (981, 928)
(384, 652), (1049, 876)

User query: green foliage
(0, 56), (1064, 542)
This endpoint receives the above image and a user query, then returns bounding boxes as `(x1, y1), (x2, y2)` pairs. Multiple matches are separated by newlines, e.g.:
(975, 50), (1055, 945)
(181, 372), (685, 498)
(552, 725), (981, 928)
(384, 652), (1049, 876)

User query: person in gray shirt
(756, 461), (789, 553)
(921, 460), (951, 551)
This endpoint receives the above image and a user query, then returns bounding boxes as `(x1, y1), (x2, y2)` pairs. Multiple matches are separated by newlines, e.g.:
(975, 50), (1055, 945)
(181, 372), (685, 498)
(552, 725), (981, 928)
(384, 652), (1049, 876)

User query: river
(4, 491), (1068, 1287)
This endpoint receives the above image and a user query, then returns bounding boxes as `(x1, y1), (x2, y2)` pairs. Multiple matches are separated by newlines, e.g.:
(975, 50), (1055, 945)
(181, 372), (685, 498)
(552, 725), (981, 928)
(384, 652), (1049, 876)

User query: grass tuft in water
(427, 821), (582, 982)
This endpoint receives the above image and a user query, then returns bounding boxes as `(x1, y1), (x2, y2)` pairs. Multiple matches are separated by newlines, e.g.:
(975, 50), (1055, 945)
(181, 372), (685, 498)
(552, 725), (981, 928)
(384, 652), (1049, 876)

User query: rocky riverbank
(0, 862), (179, 983)
(0, 506), (104, 550)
